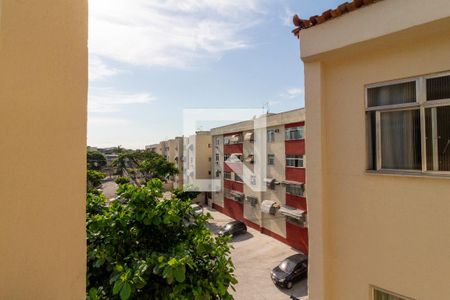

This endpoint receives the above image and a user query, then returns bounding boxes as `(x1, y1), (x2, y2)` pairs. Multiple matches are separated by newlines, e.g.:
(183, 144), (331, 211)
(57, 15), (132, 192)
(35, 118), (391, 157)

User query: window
(372, 287), (413, 300)
(208, 143), (211, 148)
(224, 134), (242, 145)
(267, 129), (276, 143)
(215, 138), (220, 145)
(285, 126), (304, 140)
(367, 72), (450, 173)
(250, 175), (256, 185)
(224, 171), (232, 180)
(286, 155), (304, 168)
(208, 171), (211, 175)
(267, 154), (275, 165)
(215, 153), (219, 162)
(234, 173), (243, 182)
(224, 154), (230, 161)
(426, 106), (450, 171)
(286, 184), (305, 197)
(208, 157), (211, 162)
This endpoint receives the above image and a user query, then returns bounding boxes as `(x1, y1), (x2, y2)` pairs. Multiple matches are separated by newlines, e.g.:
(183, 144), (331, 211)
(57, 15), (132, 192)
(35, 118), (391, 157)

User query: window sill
(286, 166), (305, 169)
(366, 169), (450, 179)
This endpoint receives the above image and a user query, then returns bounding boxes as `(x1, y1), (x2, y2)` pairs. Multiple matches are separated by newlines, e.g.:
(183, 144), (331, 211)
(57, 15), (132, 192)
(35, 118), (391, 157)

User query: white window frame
(286, 183), (305, 197)
(285, 126), (305, 141)
(286, 155), (305, 168)
(267, 154), (275, 165)
(366, 71), (450, 176)
(267, 129), (276, 143)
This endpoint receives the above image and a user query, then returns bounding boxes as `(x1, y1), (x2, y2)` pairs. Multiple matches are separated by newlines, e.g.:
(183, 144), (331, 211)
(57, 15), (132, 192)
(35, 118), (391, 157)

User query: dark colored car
(218, 220), (247, 237)
(271, 253), (308, 289)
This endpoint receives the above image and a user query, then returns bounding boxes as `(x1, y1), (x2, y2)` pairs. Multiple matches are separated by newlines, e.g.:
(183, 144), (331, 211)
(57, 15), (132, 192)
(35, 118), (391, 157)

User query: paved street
(205, 207), (308, 300)
(101, 179), (118, 199)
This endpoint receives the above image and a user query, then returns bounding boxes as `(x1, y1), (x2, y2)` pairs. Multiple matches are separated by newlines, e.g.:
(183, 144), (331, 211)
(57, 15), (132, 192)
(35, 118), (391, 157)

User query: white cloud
(283, 87), (304, 99)
(88, 0), (266, 71)
(89, 88), (155, 113)
(89, 55), (121, 81)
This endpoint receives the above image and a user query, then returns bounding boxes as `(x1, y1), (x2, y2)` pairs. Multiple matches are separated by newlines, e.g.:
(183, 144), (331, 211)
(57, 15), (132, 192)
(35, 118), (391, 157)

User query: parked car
(271, 253), (308, 289)
(218, 220), (247, 237)
(190, 204), (203, 216)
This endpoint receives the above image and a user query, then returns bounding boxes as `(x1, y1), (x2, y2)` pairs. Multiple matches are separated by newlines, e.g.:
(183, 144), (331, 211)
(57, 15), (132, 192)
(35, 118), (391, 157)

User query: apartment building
(146, 137), (184, 188)
(0, 1), (87, 298)
(211, 109), (308, 253)
(294, 0), (450, 299)
(145, 133), (212, 195)
(184, 131), (213, 203)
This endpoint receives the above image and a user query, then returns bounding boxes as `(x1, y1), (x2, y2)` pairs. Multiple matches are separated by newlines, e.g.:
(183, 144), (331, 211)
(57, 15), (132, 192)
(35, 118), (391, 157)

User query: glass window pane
(367, 111), (377, 170)
(367, 81), (416, 107)
(427, 75), (450, 101)
(426, 106), (450, 171)
(380, 110), (421, 170)
(373, 288), (408, 300)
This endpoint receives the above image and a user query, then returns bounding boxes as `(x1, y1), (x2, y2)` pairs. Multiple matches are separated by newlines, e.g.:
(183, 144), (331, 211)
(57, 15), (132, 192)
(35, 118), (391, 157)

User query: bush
(87, 179), (237, 300)
(87, 170), (106, 189)
(115, 176), (130, 185)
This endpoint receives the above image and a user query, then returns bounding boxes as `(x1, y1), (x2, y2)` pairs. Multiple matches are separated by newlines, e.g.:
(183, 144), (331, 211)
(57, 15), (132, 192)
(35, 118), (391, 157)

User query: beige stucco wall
(212, 135), (224, 207)
(261, 124), (286, 237)
(195, 133), (212, 180)
(302, 13), (450, 300)
(242, 130), (262, 226)
(0, 0), (87, 299)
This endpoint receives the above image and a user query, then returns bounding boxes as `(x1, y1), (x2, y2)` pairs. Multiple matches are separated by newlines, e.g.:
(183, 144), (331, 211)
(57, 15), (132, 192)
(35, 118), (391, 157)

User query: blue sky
(88, 0), (343, 149)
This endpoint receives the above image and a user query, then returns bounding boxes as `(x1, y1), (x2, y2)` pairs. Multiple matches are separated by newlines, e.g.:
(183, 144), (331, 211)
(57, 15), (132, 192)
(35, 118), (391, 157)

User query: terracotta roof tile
(292, 0), (382, 37)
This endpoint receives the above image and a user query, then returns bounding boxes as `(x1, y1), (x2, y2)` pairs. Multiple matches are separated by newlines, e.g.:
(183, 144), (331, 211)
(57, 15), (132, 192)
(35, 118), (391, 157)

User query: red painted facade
(284, 121), (308, 253)
(224, 143), (243, 154)
(285, 167), (306, 183)
(243, 218), (260, 231)
(212, 203), (225, 214)
(223, 179), (243, 192)
(286, 194), (307, 211)
(286, 222), (308, 254)
(285, 121), (304, 128)
(224, 162), (242, 174)
(285, 140), (305, 155)
(224, 198), (244, 220)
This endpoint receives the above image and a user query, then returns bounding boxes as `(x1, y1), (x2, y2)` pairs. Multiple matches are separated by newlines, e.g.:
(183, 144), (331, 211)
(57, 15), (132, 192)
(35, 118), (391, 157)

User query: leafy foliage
(138, 152), (178, 181)
(88, 170), (106, 190)
(115, 176), (130, 185)
(87, 179), (237, 300)
(111, 150), (178, 183)
(172, 186), (201, 202)
(88, 151), (107, 171)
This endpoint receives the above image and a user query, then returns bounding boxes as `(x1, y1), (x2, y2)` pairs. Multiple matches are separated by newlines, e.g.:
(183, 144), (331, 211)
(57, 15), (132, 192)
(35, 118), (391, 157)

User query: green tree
(87, 151), (107, 170)
(111, 152), (136, 176)
(87, 179), (237, 300)
(87, 170), (106, 190)
(138, 152), (178, 181)
(115, 176), (130, 185)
